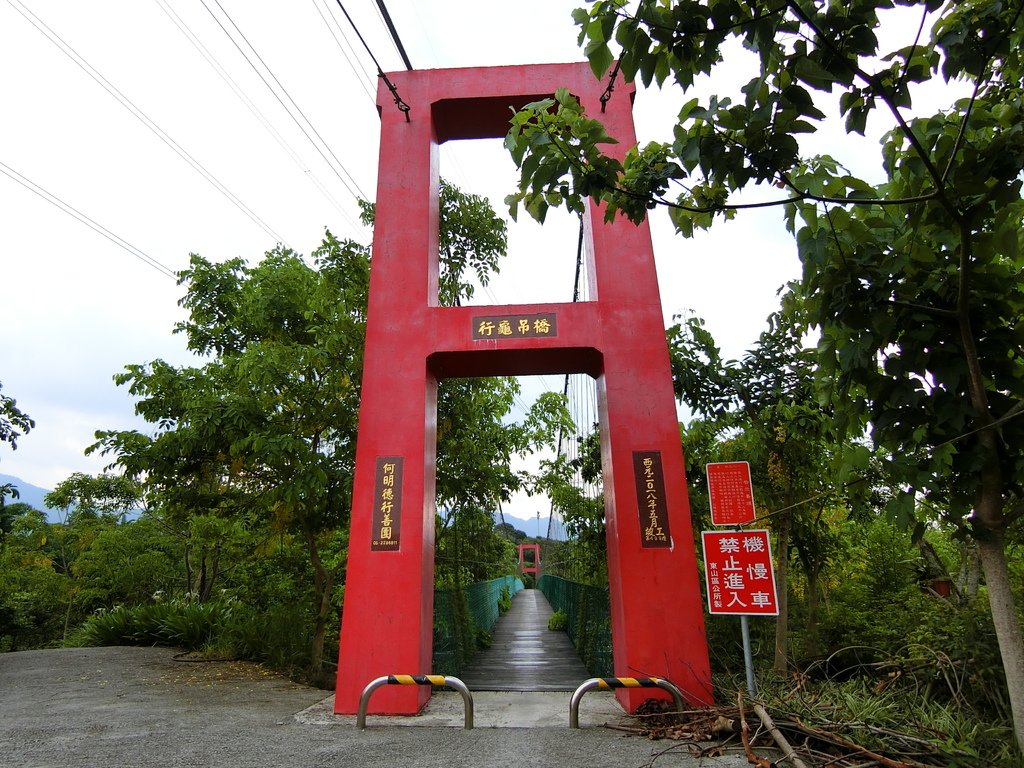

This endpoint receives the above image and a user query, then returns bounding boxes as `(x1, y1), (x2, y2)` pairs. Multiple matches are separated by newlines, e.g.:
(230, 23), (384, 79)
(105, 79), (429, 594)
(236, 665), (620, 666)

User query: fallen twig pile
(608, 692), (990, 767)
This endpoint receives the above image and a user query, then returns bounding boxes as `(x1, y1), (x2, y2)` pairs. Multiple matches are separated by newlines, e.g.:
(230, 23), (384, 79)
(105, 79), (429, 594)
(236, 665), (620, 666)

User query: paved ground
(0, 646), (753, 768)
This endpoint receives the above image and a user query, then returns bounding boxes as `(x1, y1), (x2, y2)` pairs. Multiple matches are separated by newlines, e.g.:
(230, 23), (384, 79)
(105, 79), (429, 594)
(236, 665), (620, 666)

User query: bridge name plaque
(471, 313), (558, 340)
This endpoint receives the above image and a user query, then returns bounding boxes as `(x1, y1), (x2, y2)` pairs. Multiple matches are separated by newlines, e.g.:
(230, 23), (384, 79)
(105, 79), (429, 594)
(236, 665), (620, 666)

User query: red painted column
(335, 63), (712, 715)
(333, 82), (438, 715)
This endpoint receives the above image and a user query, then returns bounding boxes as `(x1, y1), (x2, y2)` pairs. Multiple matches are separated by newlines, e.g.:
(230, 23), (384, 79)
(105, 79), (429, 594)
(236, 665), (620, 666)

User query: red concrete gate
(335, 62), (712, 715)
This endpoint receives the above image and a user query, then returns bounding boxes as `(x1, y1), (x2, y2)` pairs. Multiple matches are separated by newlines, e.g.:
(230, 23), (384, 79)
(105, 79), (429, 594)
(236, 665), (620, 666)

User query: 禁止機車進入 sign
(701, 529), (778, 616)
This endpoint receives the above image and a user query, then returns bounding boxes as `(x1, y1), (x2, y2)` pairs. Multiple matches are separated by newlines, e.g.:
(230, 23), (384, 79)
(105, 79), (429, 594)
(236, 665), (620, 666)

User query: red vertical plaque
(371, 456), (403, 551)
(633, 451), (671, 548)
(706, 461), (756, 526)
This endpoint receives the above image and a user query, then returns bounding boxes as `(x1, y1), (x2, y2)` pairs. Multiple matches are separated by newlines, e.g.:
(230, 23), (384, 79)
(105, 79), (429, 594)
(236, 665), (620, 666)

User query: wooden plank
(460, 589), (590, 692)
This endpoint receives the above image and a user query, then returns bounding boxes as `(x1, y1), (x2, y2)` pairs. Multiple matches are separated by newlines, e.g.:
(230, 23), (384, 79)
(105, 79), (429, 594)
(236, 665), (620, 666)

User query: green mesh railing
(432, 575), (523, 676)
(538, 574), (613, 677)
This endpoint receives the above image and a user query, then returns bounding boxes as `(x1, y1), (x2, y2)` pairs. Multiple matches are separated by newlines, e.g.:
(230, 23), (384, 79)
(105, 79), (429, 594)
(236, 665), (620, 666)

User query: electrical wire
(201, 0), (369, 203)
(331, 0), (409, 119)
(0, 160), (177, 280)
(309, 0), (378, 105)
(156, 0), (361, 235)
(6, 0), (288, 245)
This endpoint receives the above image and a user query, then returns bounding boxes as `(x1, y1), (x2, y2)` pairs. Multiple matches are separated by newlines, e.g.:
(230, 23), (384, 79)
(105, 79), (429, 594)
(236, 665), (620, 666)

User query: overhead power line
(311, 0), (378, 105)
(202, 0), (369, 202)
(5, 0), (287, 246)
(0, 160), (177, 280)
(332, 0), (410, 120)
(155, 0), (361, 234)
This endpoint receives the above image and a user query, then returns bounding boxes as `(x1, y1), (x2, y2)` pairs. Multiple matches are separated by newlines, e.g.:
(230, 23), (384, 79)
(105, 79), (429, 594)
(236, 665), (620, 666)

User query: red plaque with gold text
(472, 313), (557, 340)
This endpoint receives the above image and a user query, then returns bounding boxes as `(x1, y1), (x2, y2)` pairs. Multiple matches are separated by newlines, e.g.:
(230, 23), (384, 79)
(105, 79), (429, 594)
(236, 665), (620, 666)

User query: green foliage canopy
(505, 0), (1024, 744)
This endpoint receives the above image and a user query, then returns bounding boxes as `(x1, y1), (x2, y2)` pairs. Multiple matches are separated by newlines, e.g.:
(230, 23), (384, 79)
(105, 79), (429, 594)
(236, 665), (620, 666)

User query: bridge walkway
(459, 588), (590, 691)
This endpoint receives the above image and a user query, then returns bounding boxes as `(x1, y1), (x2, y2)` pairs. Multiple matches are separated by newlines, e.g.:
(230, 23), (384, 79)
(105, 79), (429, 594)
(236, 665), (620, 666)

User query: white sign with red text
(701, 529), (779, 616)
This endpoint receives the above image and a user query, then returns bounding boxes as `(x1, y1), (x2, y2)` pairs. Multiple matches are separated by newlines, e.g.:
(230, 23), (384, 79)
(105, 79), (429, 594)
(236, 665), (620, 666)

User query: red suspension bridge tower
(334, 62), (712, 715)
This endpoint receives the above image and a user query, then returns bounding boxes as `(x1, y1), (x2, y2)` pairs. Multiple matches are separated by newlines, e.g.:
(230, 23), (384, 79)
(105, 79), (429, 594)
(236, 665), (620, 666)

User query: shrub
(159, 601), (228, 648)
(548, 609), (567, 631)
(71, 600), (229, 651)
(497, 587), (512, 614)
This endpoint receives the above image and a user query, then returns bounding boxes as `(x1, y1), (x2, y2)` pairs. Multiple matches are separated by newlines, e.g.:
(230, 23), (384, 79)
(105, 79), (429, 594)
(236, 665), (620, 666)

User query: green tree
(0, 382), (34, 505)
(39, 474), (146, 641)
(531, 426), (607, 585)
(93, 233), (368, 677)
(506, 0), (1024, 745)
(0, 501), (36, 543)
(0, 505), (72, 649)
(495, 521), (527, 544)
(70, 518), (182, 609)
(436, 179), (507, 306)
(435, 380), (574, 585)
(45, 472), (143, 522)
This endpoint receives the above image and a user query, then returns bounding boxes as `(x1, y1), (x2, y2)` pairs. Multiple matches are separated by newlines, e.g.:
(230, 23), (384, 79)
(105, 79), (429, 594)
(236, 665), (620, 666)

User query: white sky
(0, 0), (810, 516)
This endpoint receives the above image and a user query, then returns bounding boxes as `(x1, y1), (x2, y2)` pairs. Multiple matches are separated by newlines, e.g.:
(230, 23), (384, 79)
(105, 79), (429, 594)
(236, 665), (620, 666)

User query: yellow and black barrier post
(356, 675), (474, 729)
(569, 677), (685, 728)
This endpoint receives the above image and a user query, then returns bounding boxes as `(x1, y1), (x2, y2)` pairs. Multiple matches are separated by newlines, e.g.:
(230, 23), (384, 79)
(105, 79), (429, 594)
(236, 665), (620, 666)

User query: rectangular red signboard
(701, 530), (779, 616)
(706, 461), (756, 526)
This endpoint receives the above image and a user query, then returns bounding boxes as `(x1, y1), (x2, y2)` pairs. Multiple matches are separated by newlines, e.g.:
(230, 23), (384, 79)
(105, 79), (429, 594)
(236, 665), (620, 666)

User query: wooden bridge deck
(459, 589), (590, 692)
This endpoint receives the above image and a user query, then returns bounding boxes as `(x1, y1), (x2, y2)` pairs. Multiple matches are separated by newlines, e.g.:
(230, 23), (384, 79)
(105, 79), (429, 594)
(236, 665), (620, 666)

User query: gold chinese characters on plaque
(633, 451), (671, 548)
(371, 456), (403, 551)
(472, 313), (557, 340)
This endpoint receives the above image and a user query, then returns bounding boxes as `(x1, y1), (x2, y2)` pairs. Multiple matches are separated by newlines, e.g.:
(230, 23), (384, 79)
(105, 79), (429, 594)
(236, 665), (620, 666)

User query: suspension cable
(332, 0), (410, 121)
(374, 0), (413, 71)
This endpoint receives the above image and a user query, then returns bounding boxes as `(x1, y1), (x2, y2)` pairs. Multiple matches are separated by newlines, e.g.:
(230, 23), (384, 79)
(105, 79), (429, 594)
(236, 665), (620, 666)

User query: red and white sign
(706, 461), (756, 526)
(701, 530), (779, 616)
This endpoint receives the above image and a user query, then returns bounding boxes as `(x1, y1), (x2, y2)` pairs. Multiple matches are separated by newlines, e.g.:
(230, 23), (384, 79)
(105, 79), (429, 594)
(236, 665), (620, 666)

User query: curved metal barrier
(356, 675), (474, 730)
(569, 677), (685, 728)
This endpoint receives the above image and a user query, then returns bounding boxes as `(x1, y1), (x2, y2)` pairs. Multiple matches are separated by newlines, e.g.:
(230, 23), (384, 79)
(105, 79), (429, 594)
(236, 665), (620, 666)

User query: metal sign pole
(740, 615), (756, 696)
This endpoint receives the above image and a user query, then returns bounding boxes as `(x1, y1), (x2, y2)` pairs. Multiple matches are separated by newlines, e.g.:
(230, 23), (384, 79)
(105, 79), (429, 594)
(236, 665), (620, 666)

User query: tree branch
(782, 0), (954, 210)
(944, 0), (1024, 186)
(888, 299), (958, 320)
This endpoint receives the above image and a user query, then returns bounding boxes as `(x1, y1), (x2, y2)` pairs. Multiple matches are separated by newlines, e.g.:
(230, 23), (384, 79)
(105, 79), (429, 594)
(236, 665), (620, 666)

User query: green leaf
(585, 39), (614, 78)
(793, 57), (836, 91)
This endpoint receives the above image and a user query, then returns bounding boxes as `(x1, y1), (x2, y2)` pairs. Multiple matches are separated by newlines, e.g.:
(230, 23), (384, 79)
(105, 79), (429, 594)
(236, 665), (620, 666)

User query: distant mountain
(499, 511), (553, 539)
(1, 474), (556, 532)
(0, 474), (62, 521)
